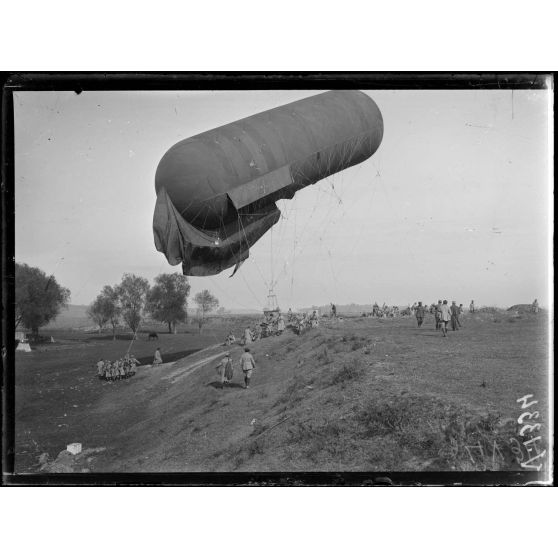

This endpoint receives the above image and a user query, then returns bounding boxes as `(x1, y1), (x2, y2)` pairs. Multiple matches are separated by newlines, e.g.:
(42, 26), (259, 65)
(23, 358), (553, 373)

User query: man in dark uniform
(450, 301), (460, 331)
(415, 302), (425, 327)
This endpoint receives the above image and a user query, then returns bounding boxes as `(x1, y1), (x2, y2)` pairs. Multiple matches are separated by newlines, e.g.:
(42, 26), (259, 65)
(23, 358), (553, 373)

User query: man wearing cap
(240, 347), (256, 389)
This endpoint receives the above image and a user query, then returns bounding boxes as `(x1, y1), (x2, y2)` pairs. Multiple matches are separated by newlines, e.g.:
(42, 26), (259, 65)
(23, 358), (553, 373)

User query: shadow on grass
(206, 381), (245, 390)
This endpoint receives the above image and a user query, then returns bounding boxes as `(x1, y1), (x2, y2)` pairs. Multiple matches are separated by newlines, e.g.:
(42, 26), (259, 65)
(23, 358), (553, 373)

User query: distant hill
(507, 304), (538, 313)
(45, 304), (262, 330)
(225, 308), (262, 315)
(47, 304), (94, 329)
(300, 303), (388, 315)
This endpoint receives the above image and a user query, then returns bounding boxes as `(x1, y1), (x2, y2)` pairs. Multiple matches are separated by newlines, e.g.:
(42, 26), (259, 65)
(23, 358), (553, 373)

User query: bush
(331, 358), (366, 385)
(286, 418), (353, 462)
(357, 396), (529, 471)
(273, 376), (306, 408)
(247, 438), (265, 456)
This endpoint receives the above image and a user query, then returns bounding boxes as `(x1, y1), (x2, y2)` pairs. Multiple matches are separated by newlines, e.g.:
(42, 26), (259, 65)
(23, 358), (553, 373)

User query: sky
(14, 87), (552, 311)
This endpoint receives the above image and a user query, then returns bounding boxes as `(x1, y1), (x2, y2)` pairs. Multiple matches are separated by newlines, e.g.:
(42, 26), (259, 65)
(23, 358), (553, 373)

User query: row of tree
(15, 263), (71, 336)
(15, 262), (220, 337)
(88, 273), (219, 337)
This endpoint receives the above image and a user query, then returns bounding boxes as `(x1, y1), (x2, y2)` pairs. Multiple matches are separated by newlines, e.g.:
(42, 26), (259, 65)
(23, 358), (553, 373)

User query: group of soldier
(369, 303), (400, 318)
(223, 307), (325, 347)
(215, 347), (257, 389)
(240, 312), (287, 345)
(288, 309), (321, 334)
(96, 354), (141, 381)
(413, 300), (465, 337)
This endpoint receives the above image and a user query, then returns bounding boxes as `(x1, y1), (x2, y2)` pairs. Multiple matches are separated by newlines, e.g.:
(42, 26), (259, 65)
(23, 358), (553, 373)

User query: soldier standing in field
(450, 301), (460, 331)
(415, 302), (425, 327)
(457, 304), (464, 328)
(153, 347), (163, 366)
(440, 300), (451, 337)
(435, 300), (442, 330)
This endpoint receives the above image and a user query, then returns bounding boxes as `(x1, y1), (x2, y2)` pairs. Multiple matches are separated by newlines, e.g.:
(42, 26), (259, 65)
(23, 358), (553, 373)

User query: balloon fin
(230, 257), (247, 278)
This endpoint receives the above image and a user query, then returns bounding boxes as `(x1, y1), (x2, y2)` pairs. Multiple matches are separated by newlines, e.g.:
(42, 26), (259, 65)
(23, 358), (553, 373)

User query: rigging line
(285, 193), (332, 269)
(237, 212), (274, 216)
(270, 181), (324, 287)
(290, 196), (297, 304)
(178, 197), (196, 218)
(270, 225), (274, 290)
(206, 274), (253, 311)
(200, 199), (212, 232)
(271, 202), (291, 290)
(318, 235), (340, 292)
(237, 212), (270, 289)
(288, 180), (323, 250)
(238, 267), (264, 307)
(272, 177), (339, 291)
(218, 212), (241, 270)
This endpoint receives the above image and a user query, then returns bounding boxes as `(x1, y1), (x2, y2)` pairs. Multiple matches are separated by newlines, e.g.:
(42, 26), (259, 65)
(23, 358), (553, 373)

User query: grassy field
(13, 310), (550, 474)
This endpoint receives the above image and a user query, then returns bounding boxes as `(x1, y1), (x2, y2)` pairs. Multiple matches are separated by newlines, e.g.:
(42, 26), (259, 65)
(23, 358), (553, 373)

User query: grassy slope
(15, 311), (549, 473)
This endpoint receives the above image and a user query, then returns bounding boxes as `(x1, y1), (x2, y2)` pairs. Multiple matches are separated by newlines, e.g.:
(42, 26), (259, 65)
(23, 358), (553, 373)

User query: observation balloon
(153, 90), (383, 276)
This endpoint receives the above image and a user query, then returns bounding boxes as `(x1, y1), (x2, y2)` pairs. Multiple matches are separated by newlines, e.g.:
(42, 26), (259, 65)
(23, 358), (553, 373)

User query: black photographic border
(1, 71), (554, 486)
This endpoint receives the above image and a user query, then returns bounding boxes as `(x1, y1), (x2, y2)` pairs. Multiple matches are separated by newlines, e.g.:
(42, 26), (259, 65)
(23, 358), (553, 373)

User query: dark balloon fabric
(153, 90), (383, 276)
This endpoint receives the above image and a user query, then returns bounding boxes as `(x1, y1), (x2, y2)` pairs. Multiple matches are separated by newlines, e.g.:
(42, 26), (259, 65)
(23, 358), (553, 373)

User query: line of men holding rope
(96, 354), (141, 381)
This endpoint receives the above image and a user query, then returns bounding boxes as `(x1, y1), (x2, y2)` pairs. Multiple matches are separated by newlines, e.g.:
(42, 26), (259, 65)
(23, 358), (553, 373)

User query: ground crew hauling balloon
(153, 90), (384, 276)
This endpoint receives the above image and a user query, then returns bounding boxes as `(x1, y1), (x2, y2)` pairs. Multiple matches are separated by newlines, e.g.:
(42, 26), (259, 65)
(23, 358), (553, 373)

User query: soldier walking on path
(240, 347), (256, 389)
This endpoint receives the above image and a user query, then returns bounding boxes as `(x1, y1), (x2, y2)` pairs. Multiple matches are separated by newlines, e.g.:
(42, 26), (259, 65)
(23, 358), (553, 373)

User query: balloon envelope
(153, 90), (384, 276)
